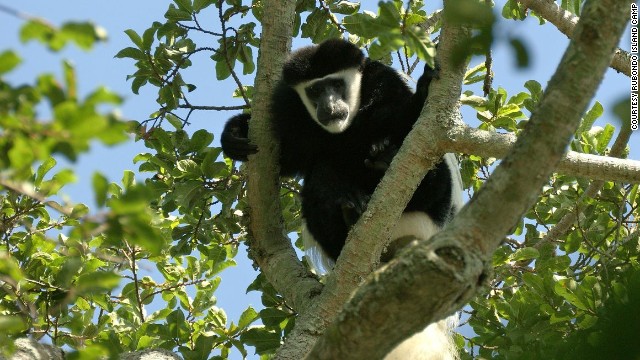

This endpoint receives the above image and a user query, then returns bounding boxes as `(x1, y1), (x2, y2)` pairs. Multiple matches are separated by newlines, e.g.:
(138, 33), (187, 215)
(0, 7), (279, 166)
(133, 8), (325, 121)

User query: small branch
(178, 104), (249, 111)
(0, 178), (73, 217)
(483, 53), (493, 96)
(483, 0), (493, 95)
(517, 0), (631, 77)
(218, 2), (250, 105)
(418, 9), (442, 34)
(318, 0), (347, 33)
(124, 245), (146, 323)
(0, 4), (36, 21)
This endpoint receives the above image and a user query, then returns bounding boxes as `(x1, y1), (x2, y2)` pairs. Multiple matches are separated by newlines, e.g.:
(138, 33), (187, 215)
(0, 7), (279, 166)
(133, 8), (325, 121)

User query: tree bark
(245, 0), (322, 314)
(445, 126), (640, 184)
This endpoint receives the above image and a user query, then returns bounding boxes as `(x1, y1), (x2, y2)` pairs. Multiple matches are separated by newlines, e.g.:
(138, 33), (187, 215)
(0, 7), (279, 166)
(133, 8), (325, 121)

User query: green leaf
(524, 80), (543, 101)
(509, 37), (529, 68)
(59, 22), (105, 50)
(159, 85), (179, 110)
(115, 47), (146, 60)
(629, 184), (638, 208)
(194, 0), (216, 12)
(70, 203), (89, 218)
(201, 150), (227, 179)
(215, 55), (232, 80)
(576, 101), (604, 138)
(554, 278), (588, 311)
(0, 316), (28, 335)
(596, 123), (615, 154)
(124, 29), (143, 48)
(174, 180), (205, 208)
(93, 172), (109, 207)
(142, 26), (157, 51)
(190, 129), (214, 152)
(132, 76), (148, 94)
(378, 2), (402, 25)
(182, 335), (215, 360)
(167, 309), (189, 340)
(75, 271), (121, 293)
(174, 0), (194, 12)
(35, 157), (57, 187)
(165, 5), (193, 21)
(19, 20), (55, 46)
(54, 257), (82, 287)
(166, 114), (184, 130)
(577, 314), (598, 330)
(40, 169), (76, 195)
(260, 308), (288, 328)
(563, 231), (583, 254)
(238, 307), (259, 329)
(0, 253), (24, 281)
(331, 1), (360, 15)
(0, 50), (21, 74)
(238, 45), (255, 75)
(404, 27), (435, 64)
(176, 159), (202, 178)
(510, 247), (540, 262)
(239, 327), (281, 354)
(502, 0), (527, 20)
(122, 170), (135, 190)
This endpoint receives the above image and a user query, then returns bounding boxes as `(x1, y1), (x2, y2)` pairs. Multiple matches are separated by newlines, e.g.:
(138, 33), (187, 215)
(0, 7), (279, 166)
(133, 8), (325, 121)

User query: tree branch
(0, 178), (74, 217)
(245, 0), (322, 314)
(307, 0), (630, 358)
(517, 0), (631, 77)
(444, 125), (640, 184)
(537, 123), (633, 246)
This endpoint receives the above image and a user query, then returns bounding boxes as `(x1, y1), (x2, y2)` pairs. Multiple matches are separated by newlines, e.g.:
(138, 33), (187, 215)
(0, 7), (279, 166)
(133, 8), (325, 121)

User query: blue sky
(2, 0), (637, 357)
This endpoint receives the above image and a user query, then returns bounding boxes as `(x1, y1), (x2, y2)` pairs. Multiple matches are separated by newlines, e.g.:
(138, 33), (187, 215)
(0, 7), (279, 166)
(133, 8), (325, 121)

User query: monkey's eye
(328, 79), (346, 98)
(306, 84), (322, 99)
(328, 78), (345, 90)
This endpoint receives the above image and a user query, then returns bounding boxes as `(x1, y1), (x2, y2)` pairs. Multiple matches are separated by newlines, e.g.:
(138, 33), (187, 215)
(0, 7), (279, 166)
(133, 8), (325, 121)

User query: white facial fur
(294, 68), (362, 133)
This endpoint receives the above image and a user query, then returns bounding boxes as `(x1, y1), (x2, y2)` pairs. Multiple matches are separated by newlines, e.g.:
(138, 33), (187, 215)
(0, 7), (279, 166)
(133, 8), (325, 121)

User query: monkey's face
(295, 68), (362, 133)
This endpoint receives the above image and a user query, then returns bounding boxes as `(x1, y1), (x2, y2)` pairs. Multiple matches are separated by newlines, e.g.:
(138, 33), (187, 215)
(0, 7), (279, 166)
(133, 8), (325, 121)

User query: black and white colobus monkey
(221, 38), (461, 359)
(222, 38), (462, 265)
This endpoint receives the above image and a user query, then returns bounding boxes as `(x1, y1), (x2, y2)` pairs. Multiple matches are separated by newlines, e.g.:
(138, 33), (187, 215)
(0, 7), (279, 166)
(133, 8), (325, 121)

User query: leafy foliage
(1, 1), (637, 359)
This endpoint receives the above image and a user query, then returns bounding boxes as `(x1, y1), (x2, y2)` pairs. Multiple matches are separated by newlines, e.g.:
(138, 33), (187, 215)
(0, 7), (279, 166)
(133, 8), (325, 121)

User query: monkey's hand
(340, 192), (370, 227)
(423, 61), (440, 80)
(364, 138), (398, 171)
(221, 113), (258, 161)
(415, 62), (440, 104)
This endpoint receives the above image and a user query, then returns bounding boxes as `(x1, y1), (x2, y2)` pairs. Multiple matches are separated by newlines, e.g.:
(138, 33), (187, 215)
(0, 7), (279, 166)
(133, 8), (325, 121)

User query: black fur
(221, 39), (454, 262)
(282, 38), (365, 85)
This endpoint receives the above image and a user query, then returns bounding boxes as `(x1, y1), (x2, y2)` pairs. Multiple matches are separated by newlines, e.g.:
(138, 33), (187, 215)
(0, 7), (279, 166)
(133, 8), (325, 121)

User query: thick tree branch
(245, 0), (322, 314)
(307, 0), (630, 358)
(445, 126), (640, 184)
(517, 0), (631, 77)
